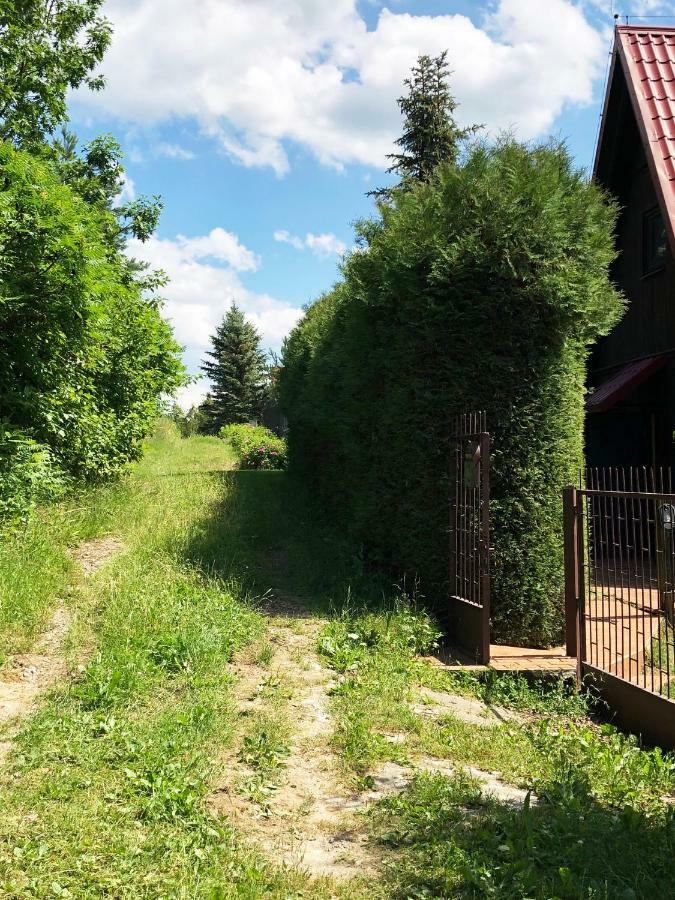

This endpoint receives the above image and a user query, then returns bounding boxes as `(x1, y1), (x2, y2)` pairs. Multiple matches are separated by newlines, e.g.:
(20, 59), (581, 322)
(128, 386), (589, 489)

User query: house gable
(595, 26), (675, 256)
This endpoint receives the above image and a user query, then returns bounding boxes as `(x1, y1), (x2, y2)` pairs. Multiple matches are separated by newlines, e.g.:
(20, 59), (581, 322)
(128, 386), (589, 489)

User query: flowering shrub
(219, 424), (270, 454)
(220, 424), (287, 470)
(240, 441), (287, 470)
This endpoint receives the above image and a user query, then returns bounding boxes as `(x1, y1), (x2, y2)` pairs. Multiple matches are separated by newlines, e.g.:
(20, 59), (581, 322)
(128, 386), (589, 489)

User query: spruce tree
(200, 304), (268, 432)
(373, 51), (478, 198)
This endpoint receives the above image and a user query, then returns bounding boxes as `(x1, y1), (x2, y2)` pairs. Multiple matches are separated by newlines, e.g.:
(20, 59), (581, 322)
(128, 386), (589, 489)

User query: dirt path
(0, 536), (123, 763)
(211, 601), (377, 880)
(209, 593), (533, 885)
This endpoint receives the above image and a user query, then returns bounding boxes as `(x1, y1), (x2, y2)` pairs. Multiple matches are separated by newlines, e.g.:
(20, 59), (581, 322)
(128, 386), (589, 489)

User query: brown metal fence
(564, 468), (675, 747)
(448, 412), (491, 664)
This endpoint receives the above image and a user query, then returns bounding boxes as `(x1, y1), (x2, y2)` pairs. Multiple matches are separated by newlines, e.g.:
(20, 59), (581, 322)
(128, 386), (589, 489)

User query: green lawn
(0, 423), (313, 897)
(0, 422), (673, 898)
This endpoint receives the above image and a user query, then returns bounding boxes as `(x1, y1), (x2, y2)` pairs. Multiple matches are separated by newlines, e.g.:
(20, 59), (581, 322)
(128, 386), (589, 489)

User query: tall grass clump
(281, 139), (624, 646)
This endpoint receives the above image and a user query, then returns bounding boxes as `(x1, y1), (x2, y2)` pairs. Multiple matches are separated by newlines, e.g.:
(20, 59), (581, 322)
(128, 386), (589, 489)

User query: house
(586, 25), (675, 470)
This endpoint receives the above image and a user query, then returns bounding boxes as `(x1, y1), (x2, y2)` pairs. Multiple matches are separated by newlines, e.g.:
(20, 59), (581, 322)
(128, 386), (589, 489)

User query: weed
(255, 642), (275, 666)
(239, 729), (290, 774)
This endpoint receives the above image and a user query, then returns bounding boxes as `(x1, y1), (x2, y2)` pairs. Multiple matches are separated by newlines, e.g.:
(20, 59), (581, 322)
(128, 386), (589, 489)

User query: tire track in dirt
(210, 601), (378, 881)
(209, 594), (535, 885)
(0, 536), (123, 763)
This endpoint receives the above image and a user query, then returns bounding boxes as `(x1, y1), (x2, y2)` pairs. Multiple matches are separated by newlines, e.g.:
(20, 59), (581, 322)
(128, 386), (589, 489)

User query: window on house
(643, 207), (667, 275)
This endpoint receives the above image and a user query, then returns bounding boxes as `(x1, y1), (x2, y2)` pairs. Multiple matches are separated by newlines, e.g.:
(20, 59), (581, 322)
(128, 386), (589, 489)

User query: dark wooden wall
(587, 54), (675, 469)
(591, 140), (675, 377)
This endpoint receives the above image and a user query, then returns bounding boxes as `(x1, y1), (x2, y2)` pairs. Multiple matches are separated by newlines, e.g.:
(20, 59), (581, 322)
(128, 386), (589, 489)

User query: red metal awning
(586, 355), (667, 413)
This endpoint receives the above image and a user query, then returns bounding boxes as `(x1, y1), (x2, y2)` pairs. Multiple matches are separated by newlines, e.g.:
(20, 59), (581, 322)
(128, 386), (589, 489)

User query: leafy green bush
(0, 142), (184, 509)
(0, 427), (68, 526)
(220, 424), (287, 470)
(281, 139), (624, 646)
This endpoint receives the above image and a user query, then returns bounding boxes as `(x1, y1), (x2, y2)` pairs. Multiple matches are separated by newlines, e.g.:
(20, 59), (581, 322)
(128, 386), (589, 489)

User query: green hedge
(219, 424), (287, 470)
(281, 140), (623, 647)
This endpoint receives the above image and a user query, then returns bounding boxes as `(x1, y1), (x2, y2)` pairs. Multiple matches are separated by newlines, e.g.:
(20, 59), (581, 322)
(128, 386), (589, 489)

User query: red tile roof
(615, 25), (675, 252)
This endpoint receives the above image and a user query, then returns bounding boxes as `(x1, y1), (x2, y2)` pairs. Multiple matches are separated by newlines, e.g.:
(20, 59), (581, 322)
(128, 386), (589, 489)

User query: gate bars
(448, 412), (491, 664)
(564, 467), (675, 748)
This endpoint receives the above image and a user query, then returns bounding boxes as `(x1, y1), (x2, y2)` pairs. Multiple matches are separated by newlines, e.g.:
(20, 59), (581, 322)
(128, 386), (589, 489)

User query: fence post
(563, 485), (578, 659)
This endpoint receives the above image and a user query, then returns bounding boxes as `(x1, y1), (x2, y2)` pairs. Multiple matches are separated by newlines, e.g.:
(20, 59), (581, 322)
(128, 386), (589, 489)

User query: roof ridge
(617, 25), (675, 35)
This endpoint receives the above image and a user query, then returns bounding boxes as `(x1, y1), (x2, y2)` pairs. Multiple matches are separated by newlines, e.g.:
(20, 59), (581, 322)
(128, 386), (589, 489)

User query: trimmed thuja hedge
(281, 140), (624, 646)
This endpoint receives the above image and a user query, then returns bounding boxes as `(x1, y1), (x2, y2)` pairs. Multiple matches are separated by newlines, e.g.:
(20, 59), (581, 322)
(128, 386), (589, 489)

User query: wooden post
(563, 485), (579, 659)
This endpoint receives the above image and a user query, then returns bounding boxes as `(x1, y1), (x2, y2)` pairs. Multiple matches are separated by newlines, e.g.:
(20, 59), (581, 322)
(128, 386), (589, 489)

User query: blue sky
(67, 0), (674, 407)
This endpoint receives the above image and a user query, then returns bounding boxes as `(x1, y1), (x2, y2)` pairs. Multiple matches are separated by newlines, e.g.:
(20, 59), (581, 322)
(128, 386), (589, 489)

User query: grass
(0, 422), (328, 897)
(0, 422), (674, 898)
(316, 604), (675, 897)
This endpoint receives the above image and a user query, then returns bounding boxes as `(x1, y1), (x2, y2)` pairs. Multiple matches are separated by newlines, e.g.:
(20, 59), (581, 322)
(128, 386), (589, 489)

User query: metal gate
(448, 412), (491, 664)
(564, 468), (675, 748)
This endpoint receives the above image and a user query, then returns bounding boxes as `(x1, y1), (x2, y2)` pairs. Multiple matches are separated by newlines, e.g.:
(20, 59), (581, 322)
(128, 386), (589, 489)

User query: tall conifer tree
(372, 51), (478, 198)
(200, 304), (268, 431)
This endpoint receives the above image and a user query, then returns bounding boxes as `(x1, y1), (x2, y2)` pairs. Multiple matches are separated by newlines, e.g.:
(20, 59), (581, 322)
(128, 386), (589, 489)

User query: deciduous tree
(0, 0), (110, 149)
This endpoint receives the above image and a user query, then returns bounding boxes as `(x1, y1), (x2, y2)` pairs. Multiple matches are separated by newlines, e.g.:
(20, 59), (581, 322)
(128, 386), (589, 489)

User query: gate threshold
(431, 644), (576, 676)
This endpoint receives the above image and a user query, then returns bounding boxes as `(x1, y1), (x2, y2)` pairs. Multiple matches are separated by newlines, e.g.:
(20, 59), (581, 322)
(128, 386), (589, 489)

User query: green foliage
(281, 138), (624, 646)
(318, 599), (441, 773)
(200, 303), (269, 432)
(375, 50), (478, 198)
(238, 730), (290, 773)
(221, 423), (287, 470)
(370, 764), (675, 899)
(416, 665), (591, 718)
(0, 0), (111, 149)
(168, 404), (205, 438)
(54, 130), (163, 243)
(0, 141), (185, 490)
(319, 598), (440, 674)
(0, 425), (68, 525)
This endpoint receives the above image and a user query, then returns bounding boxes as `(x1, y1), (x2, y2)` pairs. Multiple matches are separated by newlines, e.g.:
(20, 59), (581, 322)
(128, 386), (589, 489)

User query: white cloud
(156, 142), (195, 160)
(274, 229), (305, 251)
(126, 232), (303, 374)
(175, 227), (260, 271)
(305, 233), (348, 259)
(76, 0), (606, 174)
(117, 172), (136, 201)
(173, 381), (207, 411)
(274, 229), (347, 258)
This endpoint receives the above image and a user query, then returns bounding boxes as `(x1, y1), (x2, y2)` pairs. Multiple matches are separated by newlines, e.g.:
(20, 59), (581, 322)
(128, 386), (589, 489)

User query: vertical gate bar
(480, 429), (491, 664)
(643, 468), (655, 694)
(623, 469), (635, 684)
(473, 434), (478, 605)
(629, 468), (643, 691)
(615, 468), (627, 683)
(597, 468), (609, 672)
(575, 492), (590, 685)
(636, 468), (649, 692)
(658, 467), (666, 698)
(563, 485), (578, 657)
(621, 467), (634, 685)
(462, 418), (466, 603)
(586, 468), (599, 670)
(608, 469), (621, 679)
(449, 424), (457, 602)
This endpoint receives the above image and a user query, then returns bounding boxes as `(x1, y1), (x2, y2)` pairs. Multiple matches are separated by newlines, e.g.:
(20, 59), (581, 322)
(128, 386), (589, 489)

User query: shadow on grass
(182, 469), (393, 616)
(372, 771), (675, 899)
